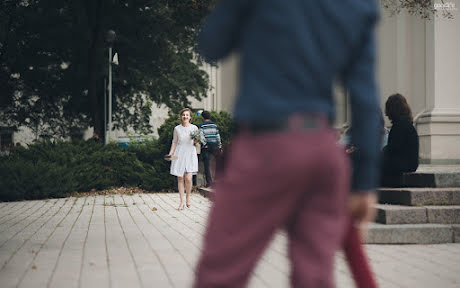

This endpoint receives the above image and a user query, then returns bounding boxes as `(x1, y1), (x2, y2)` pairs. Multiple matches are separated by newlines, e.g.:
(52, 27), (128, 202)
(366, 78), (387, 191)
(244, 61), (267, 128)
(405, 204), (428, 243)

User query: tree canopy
(0, 0), (214, 140)
(1, 0), (451, 141)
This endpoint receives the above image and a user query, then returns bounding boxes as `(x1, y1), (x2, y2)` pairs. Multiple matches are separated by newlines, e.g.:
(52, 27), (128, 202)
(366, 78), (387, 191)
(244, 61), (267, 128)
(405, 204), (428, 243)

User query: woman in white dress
(166, 108), (199, 210)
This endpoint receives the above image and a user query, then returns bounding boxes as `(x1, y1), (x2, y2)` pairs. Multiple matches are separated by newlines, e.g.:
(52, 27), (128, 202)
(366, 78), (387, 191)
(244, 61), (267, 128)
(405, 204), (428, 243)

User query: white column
(418, 2), (460, 163)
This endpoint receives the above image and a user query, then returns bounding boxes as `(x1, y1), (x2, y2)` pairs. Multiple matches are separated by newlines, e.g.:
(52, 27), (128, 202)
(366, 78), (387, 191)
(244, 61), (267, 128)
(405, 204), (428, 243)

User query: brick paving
(0, 193), (459, 288)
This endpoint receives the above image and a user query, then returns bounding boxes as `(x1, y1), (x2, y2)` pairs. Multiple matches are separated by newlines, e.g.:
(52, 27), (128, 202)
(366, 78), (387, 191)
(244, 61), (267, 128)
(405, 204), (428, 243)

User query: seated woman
(382, 93), (419, 176)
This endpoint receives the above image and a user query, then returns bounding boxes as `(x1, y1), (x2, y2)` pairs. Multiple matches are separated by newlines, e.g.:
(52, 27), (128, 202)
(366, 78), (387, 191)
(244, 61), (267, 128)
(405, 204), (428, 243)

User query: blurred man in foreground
(194, 1), (381, 287)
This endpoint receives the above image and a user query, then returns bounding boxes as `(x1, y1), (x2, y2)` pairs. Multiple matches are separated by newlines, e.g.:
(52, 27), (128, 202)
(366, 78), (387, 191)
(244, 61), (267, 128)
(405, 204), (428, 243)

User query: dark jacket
(198, 0), (381, 190)
(383, 116), (419, 175)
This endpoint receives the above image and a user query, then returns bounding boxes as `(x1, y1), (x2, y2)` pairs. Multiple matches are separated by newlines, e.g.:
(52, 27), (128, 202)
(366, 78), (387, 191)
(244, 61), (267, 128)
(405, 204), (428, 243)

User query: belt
(238, 114), (328, 134)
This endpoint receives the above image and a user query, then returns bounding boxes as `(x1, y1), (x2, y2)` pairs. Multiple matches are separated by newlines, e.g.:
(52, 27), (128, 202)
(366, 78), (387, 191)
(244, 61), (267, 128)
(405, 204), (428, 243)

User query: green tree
(0, 0), (214, 140)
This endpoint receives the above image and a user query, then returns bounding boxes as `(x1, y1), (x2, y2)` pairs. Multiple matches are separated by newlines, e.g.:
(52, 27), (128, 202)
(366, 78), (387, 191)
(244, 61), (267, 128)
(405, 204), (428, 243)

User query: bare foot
(186, 196), (191, 208)
(178, 202), (185, 210)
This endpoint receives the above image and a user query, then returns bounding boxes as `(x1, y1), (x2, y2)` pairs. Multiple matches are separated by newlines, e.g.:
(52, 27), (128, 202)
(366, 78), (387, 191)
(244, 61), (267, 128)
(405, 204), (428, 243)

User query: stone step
(426, 206), (460, 224)
(375, 204), (460, 224)
(375, 204), (426, 224)
(382, 172), (460, 188)
(198, 187), (460, 244)
(378, 187), (460, 206)
(364, 223), (459, 244)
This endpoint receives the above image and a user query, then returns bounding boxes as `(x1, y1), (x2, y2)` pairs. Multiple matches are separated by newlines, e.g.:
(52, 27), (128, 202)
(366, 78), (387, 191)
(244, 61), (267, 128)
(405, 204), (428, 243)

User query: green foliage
(0, 110), (234, 201)
(0, 140), (156, 201)
(0, 0), (214, 139)
(127, 138), (174, 190)
(157, 110), (235, 152)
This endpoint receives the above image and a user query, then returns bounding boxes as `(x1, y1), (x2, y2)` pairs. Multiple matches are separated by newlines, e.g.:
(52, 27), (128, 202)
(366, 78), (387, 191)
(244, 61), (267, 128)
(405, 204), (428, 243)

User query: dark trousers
(194, 127), (350, 287)
(202, 143), (218, 186)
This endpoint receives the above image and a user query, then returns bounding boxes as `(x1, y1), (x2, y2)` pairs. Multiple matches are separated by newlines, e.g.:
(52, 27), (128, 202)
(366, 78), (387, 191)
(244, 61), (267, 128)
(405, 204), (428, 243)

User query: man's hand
(348, 192), (378, 236)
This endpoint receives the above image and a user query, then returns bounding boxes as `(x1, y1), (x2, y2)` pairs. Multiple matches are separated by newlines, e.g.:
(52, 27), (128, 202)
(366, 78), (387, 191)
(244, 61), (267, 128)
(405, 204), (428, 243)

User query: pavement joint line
(0, 200), (42, 228)
(1, 197), (69, 287)
(152, 193), (274, 287)
(0, 201), (28, 222)
(162, 194), (212, 229)
(358, 249), (406, 288)
(424, 243), (460, 257)
(113, 195), (144, 288)
(46, 196), (88, 288)
(0, 199), (59, 249)
(158, 194), (208, 230)
(148, 193), (206, 245)
(120, 194), (175, 288)
(0, 198), (60, 273)
(190, 192), (289, 258)
(164, 195), (286, 275)
(155, 194), (210, 246)
(135, 193), (189, 288)
(0, 201), (35, 224)
(2, 194), (459, 288)
(388, 245), (460, 278)
(77, 195), (96, 288)
(419, 244), (460, 263)
(15, 197), (73, 287)
(164, 193), (290, 269)
(164, 194), (209, 222)
(103, 195), (112, 288)
(146, 193), (251, 286)
(364, 250), (418, 287)
(1, 200), (51, 232)
(140, 194), (197, 267)
(365, 246), (442, 285)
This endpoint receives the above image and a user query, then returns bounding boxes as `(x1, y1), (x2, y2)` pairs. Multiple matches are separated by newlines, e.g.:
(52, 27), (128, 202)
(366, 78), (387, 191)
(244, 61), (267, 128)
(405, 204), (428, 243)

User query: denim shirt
(199, 0), (381, 191)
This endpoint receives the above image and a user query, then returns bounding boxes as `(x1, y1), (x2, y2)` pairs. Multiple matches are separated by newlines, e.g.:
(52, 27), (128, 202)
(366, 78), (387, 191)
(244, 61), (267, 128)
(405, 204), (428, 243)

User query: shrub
(0, 140), (148, 201)
(0, 110), (234, 201)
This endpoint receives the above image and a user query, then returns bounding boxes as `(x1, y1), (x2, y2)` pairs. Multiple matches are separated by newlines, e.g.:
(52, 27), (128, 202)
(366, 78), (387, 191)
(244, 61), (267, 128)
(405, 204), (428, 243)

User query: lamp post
(105, 30), (116, 144)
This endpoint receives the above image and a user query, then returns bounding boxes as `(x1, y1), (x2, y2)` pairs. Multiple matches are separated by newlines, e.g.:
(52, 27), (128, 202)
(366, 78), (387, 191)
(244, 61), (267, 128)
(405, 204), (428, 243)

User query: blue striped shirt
(199, 121), (222, 148)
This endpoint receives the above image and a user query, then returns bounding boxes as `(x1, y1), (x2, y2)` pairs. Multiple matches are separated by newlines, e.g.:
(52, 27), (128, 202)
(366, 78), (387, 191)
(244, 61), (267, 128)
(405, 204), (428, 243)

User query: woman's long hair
(385, 93), (413, 122)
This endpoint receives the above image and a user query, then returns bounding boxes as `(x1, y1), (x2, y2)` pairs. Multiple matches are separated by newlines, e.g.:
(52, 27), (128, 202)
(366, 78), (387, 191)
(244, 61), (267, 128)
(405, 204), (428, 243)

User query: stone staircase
(198, 165), (460, 244)
(365, 166), (460, 244)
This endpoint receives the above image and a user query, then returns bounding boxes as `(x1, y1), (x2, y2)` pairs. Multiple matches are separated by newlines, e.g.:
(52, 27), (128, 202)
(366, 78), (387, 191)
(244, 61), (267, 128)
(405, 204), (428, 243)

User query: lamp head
(106, 30), (116, 45)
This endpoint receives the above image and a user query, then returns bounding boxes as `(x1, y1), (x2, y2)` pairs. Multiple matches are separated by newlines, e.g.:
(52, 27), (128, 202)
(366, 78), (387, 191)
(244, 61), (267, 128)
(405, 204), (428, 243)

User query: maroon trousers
(194, 127), (350, 288)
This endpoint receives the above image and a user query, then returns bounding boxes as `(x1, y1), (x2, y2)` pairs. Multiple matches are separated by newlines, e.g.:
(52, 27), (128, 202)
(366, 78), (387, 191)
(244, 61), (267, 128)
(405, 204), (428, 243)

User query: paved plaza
(0, 193), (459, 288)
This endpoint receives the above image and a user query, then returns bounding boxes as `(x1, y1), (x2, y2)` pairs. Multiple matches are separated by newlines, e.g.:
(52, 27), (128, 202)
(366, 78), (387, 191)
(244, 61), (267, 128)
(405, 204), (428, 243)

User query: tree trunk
(88, 52), (103, 141)
(86, 0), (104, 142)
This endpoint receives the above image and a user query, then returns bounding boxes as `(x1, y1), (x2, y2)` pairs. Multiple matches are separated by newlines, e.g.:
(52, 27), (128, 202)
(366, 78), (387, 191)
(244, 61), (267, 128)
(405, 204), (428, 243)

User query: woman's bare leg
(185, 173), (193, 207)
(177, 176), (185, 210)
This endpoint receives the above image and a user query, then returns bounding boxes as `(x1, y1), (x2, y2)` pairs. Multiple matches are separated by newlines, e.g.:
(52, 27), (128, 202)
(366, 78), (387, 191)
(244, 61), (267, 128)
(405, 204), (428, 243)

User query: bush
(0, 110), (234, 201)
(157, 110), (235, 150)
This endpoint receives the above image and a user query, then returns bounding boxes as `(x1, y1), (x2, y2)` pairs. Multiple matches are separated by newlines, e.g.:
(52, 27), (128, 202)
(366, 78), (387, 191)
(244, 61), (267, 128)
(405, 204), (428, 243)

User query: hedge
(0, 110), (234, 201)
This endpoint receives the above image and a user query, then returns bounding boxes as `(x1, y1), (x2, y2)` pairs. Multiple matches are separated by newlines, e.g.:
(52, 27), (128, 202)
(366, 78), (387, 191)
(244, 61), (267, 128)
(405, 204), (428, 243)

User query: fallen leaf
(31, 264), (37, 270)
(152, 207), (157, 211)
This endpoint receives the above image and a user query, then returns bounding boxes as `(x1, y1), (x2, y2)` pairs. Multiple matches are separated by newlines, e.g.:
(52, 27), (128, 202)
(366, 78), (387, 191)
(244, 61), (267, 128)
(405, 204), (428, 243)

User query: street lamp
(105, 30), (116, 144)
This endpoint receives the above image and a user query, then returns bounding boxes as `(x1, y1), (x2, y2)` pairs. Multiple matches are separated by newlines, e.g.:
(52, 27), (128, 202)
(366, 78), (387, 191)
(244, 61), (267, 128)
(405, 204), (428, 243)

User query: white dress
(170, 124), (199, 177)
